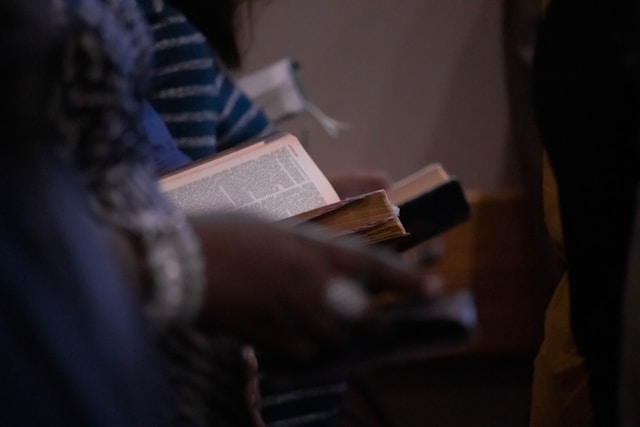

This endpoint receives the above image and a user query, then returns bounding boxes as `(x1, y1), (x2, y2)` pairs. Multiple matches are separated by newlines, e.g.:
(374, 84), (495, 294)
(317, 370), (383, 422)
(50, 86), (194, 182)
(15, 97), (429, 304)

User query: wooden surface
(343, 189), (551, 426)
(411, 188), (558, 355)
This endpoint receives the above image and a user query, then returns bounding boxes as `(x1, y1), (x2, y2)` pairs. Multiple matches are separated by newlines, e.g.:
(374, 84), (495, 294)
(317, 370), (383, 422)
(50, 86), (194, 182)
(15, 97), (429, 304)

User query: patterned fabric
(0, 146), (179, 427)
(0, 3), (178, 422)
(50, 0), (204, 329)
(51, 1), (264, 425)
(138, 0), (272, 161)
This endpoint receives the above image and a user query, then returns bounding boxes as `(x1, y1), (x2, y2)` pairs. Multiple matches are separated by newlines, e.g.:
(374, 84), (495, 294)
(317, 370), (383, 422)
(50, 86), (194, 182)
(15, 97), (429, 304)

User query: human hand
(242, 345), (265, 427)
(328, 171), (390, 199)
(191, 214), (441, 366)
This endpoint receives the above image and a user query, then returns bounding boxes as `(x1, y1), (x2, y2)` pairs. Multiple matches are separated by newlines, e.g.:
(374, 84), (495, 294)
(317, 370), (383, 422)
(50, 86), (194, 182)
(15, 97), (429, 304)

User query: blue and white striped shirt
(139, 0), (272, 163)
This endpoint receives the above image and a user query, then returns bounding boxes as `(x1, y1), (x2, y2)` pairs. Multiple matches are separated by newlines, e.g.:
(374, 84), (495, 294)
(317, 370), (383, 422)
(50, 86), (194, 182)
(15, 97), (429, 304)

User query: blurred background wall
(240, 0), (518, 191)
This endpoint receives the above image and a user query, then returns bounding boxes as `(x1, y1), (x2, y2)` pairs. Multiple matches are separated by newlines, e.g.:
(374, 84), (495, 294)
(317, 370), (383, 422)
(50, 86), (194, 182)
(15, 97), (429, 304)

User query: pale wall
(240, 0), (520, 190)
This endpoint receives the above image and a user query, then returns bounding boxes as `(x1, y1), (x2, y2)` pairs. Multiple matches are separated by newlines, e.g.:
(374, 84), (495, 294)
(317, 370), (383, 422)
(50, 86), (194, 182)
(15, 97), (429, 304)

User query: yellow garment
(529, 152), (592, 426)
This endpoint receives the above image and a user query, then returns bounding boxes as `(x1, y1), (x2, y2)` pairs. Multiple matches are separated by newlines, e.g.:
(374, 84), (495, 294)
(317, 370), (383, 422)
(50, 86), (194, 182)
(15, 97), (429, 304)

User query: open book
(158, 132), (476, 371)
(159, 132), (469, 248)
(160, 133), (475, 375)
(159, 132), (405, 244)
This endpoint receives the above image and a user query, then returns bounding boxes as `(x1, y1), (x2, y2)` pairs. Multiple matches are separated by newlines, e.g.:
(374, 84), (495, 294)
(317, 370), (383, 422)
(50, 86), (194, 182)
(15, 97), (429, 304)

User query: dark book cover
(257, 290), (477, 386)
(389, 179), (471, 252)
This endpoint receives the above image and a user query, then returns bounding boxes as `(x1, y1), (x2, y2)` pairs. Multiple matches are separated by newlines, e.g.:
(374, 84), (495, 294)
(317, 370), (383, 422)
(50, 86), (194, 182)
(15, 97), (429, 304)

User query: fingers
(322, 236), (440, 299)
(240, 289), (349, 365)
(195, 216), (446, 367)
(290, 223), (445, 306)
(241, 346), (265, 427)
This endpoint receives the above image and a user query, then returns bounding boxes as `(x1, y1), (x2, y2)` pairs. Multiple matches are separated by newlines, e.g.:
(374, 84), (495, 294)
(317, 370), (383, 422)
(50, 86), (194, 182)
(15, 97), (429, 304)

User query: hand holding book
(191, 213), (443, 365)
(159, 132), (470, 250)
(160, 132), (476, 373)
(255, 237), (476, 383)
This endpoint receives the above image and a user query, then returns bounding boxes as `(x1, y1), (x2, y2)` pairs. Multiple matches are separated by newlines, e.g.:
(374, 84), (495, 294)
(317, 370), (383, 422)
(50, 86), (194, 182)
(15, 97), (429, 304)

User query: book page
(285, 189), (406, 242)
(159, 133), (340, 220)
(387, 163), (450, 205)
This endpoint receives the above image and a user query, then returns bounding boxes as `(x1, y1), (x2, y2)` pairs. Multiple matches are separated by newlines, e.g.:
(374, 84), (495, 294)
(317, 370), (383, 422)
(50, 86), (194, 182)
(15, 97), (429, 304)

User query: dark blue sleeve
(0, 152), (179, 427)
(143, 101), (193, 175)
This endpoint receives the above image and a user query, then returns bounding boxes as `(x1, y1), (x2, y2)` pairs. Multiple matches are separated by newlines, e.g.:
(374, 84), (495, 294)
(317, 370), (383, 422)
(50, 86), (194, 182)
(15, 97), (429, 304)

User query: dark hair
(167, 0), (251, 69)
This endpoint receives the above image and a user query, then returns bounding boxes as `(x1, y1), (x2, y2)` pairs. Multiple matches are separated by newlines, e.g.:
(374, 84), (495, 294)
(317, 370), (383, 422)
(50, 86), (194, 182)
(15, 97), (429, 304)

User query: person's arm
(107, 208), (438, 364)
(190, 214), (438, 364)
(142, 101), (193, 176)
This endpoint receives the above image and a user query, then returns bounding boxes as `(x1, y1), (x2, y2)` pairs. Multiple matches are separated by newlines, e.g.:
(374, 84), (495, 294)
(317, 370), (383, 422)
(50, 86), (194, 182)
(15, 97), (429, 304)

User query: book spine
(390, 181), (471, 251)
